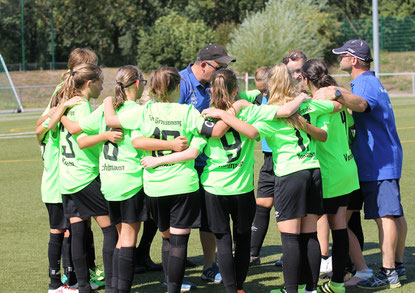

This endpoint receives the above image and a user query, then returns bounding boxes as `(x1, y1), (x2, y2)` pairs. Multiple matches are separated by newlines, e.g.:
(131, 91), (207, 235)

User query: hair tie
(117, 81), (124, 88)
(70, 71), (75, 76)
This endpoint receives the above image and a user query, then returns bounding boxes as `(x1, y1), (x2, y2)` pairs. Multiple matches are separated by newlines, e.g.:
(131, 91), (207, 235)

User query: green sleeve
(187, 106), (207, 151)
(239, 90), (260, 103)
(346, 110), (354, 128)
(309, 100), (335, 115)
(131, 129), (143, 140)
(119, 107), (145, 130)
(316, 113), (331, 134)
(79, 104), (104, 134)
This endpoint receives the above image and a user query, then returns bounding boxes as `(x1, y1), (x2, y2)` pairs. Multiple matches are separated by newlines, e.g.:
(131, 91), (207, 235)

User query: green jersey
(239, 90), (261, 104)
(59, 100), (100, 194)
(316, 109), (359, 198)
(201, 105), (279, 195)
(79, 101), (144, 201)
(257, 100), (335, 176)
(119, 102), (207, 197)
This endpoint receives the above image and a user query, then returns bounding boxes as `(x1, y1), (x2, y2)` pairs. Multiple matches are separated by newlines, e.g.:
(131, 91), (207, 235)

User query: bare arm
(313, 86), (368, 112)
(60, 116), (82, 135)
(276, 93), (311, 117)
(36, 114), (48, 127)
(77, 130), (123, 149)
(140, 147), (200, 169)
(48, 97), (84, 131)
(35, 124), (48, 144)
(303, 123), (327, 142)
(103, 96), (122, 128)
(132, 136), (189, 152)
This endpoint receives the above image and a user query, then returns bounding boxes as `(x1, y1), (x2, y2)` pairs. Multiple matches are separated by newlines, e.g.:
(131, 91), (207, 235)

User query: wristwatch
(334, 89), (342, 100)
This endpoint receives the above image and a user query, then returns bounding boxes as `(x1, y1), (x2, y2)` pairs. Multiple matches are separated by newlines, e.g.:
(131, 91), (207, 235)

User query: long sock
(348, 212), (364, 250)
(161, 237), (170, 281)
(250, 205), (271, 257)
(112, 248), (120, 292)
(48, 233), (64, 289)
(62, 232), (77, 286)
(280, 232), (301, 293)
(71, 221), (90, 292)
(136, 219), (158, 262)
(331, 229), (349, 283)
(300, 232), (321, 291)
(118, 246), (136, 293)
(234, 231), (251, 290)
(216, 233), (237, 293)
(86, 225), (96, 270)
(167, 234), (190, 293)
(102, 225), (118, 289)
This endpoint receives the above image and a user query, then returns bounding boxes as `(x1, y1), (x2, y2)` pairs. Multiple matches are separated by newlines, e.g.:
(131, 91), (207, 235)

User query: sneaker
(396, 264), (407, 281)
(320, 256), (332, 274)
(48, 286), (64, 293)
(61, 274), (68, 285)
(89, 278), (105, 290)
(185, 259), (197, 267)
(90, 267), (104, 281)
(162, 278), (197, 292)
(201, 263), (222, 283)
(317, 281), (345, 293)
(275, 258), (283, 267)
(61, 284), (79, 293)
(357, 269), (401, 289)
(249, 256), (261, 266)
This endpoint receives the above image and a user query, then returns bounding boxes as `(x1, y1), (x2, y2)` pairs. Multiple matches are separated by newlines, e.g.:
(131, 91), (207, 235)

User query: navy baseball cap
(332, 39), (373, 62)
(197, 44), (236, 64)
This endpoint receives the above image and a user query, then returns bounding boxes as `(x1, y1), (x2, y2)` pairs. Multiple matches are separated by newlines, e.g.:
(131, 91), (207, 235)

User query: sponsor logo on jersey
(101, 163), (125, 171)
(149, 116), (182, 127)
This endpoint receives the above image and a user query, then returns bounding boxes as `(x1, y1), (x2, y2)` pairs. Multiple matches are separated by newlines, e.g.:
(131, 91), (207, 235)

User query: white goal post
(0, 54), (24, 113)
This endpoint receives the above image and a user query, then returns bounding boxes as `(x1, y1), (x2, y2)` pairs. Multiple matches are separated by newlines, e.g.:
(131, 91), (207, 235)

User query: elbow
(246, 131), (259, 140)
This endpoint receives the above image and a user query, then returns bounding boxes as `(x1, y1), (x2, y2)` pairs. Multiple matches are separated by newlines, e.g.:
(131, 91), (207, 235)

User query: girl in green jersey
(104, 67), (206, 293)
(48, 63), (118, 293)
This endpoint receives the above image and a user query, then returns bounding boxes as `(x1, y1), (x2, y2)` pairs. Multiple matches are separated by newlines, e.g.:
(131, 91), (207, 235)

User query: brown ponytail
(210, 69), (238, 111)
(301, 59), (337, 89)
(149, 67), (180, 102)
(114, 65), (143, 109)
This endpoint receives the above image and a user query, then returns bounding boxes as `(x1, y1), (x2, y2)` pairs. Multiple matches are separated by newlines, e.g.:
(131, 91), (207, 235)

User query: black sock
(161, 237), (170, 281)
(102, 225), (118, 289)
(395, 261), (403, 267)
(280, 232), (301, 293)
(112, 248), (120, 292)
(86, 225), (96, 270)
(136, 219), (158, 263)
(216, 233), (237, 293)
(167, 234), (189, 293)
(48, 233), (64, 289)
(71, 221), (90, 291)
(62, 232), (77, 286)
(382, 267), (396, 275)
(250, 205), (271, 257)
(299, 232), (321, 291)
(118, 246), (136, 293)
(322, 255), (330, 260)
(331, 229), (349, 283)
(234, 231), (251, 290)
(348, 211), (364, 250)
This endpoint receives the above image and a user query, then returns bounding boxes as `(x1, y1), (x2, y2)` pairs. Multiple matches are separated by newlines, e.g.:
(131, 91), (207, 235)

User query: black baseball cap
(332, 39), (373, 62)
(197, 44), (236, 64)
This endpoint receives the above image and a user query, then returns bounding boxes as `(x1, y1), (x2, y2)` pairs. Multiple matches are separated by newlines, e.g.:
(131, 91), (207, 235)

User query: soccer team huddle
(38, 41), (406, 293)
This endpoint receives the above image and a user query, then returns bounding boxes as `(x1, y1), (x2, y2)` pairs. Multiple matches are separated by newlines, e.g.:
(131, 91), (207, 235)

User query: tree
(227, 0), (340, 73)
(136, 12), (215, 71)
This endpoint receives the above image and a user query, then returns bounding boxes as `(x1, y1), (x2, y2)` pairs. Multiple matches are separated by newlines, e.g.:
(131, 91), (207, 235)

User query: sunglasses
(338, 54), (353, 61)
(282, 52), (307, 65)
(124, 79), (148, 88)
(206, 61), (227, 71)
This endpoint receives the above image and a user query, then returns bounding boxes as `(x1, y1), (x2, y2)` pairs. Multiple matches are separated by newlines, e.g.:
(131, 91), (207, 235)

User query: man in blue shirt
(179, 44), (235, 285)
(314, 39), (407, 290)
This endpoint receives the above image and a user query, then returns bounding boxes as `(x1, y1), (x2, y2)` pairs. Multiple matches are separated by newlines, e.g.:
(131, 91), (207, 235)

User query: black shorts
(257, 152), (276, 198)
(45, 203), (69, 230)
(274, 168), (323, 222)
(62, 177), (109, 220)
(196, 165), (211, 232)
(108, 189), (148, 225)
(323, 193), (350, 214)
(204, 191), (256, 235)
(347, 189), (363, 211)
(147, 191), (201, 232)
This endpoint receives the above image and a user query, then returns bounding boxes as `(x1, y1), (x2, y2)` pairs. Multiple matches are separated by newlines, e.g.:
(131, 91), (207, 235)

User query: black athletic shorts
(323, 193), (350, 214)
(196, 165), (211, 232)
(108, 189), (148, 225)
(62, 177), (108, 220)
(257, 152), (276, 198)
(45, 203), (69, 230)
(274, 168), (323, 222)
(147, 191), (201, 233)
(347, 189), (363, 211)
(204, 190), (256, 235)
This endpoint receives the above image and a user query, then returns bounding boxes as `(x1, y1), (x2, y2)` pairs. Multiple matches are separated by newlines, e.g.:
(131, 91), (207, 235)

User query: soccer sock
(280, 232), (301, 293)
(86, 225), (96, 270)
(299, 232), (321, 292)
(167, 234), (189, 293)
(331, 229), (349, 283)
(136, 219), (158, 263)
(250, 205), (271, 257)
(62, 232), (77, 286)
(118, 246), (136, 293)
(234, 231), (251, 290)
(112, 248), (120, 292)
(48, 232), (64, 289)
(348, 212), (364, 250)
(71, 221), (90, 291)
(161, 237), (170, 281)
(215, 233), (237, 292)
(102, 225), (118, 289)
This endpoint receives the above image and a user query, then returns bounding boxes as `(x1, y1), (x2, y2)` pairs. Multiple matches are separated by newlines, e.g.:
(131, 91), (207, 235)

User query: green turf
(0, 101), (414, 292)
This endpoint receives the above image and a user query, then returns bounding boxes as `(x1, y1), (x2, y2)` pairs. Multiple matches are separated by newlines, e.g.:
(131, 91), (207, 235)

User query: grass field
(1, 97), (415, 292)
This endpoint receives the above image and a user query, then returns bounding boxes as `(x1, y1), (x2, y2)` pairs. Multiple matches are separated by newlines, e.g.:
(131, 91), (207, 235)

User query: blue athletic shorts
(361, 179), (404, 219)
